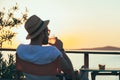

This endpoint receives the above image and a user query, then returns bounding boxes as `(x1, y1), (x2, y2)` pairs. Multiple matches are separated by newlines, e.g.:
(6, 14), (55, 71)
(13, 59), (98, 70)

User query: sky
(0, 0), (120, 49)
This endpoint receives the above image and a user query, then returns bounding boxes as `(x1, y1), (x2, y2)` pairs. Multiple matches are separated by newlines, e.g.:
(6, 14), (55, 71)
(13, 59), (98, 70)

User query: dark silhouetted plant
(0, 3), (28, 80)
(0, 3), (28, 48)
(0, 53), (24, 80)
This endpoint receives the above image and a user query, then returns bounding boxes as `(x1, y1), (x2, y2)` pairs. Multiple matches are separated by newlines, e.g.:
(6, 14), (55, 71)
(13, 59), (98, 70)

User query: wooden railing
(1, 48), (120, 79)
(66, 50), (120, 79)
(66, 50), (120, 68)
(0, 48), (16, 51)
(1, 48), (120, 68)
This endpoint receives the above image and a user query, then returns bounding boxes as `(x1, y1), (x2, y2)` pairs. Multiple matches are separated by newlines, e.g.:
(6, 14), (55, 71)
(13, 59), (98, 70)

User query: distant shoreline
(69, 46), (120, 51)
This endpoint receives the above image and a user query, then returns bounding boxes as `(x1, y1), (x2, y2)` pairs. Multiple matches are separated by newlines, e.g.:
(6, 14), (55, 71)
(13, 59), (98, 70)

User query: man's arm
(61, 49), (74, 72)
(60, 56), (75, 80)
(55, 38), (74, 71)
(53, 38), (75, 79)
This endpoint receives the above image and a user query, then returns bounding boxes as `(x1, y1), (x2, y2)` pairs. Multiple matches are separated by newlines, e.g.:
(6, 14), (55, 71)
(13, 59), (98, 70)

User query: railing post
(84, 53), (89, 78)
(84, 53), (89, 68)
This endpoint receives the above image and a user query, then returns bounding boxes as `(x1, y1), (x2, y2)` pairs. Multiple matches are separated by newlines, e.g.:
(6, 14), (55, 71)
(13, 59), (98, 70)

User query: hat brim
(26, 20), (49, 39)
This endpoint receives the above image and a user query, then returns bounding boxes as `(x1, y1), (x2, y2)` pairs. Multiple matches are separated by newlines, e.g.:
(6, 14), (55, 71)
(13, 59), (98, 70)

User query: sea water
(67, 53), (120, 80)
(1, 50), (120, 80)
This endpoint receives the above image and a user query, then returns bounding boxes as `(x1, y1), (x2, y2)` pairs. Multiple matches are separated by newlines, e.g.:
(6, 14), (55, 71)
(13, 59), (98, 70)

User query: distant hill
(77, 46), (120, 51)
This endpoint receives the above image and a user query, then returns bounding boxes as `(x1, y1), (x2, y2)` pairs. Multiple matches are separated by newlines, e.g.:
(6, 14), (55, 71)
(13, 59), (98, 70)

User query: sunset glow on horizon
(1, 0), (120, 49)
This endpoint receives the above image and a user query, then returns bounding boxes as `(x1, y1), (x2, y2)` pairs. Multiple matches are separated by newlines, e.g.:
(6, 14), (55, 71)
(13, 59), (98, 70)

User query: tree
(0, 3), (28, 48)
(0, 3), (28, 79)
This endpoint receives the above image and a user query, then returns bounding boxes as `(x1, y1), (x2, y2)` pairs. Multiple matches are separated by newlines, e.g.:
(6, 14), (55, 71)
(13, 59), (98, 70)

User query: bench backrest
(16, 54), (61, 76)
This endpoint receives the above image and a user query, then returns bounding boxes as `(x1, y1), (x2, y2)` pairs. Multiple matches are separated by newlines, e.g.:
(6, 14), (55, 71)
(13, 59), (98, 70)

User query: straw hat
(25, 15), (49, 39)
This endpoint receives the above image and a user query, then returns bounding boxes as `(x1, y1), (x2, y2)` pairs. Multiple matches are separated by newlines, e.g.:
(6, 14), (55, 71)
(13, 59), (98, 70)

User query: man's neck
(30, 40), (42, 46)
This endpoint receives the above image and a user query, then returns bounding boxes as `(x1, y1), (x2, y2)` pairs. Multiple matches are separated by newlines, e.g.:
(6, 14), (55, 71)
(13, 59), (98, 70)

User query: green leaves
(0, 52), (24, 79)
(0, 30), (16, 46)
(0, 3), (28, 79)
(0, 3), (28, 48)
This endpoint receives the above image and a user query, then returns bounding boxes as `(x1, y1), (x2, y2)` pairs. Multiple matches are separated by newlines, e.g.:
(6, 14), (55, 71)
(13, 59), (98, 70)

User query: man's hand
(49, 37), (64, 51)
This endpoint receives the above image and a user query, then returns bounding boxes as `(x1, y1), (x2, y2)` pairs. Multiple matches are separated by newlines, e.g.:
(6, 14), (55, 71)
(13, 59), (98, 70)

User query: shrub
(0, 52), (24, 80)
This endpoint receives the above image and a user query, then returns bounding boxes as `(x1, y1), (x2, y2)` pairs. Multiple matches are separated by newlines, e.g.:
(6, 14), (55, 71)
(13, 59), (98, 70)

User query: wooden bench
(80, 68), (120, 80)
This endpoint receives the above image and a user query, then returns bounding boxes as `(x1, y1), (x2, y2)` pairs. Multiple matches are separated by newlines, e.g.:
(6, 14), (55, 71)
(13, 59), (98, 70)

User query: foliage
(0, 3), (28, 48)
(0, 3), (28, 80)
(0, 52), (24, 80)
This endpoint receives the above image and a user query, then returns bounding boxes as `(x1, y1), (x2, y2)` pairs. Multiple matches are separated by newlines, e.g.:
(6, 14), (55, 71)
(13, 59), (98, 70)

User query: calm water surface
(67, 51), (120, 80)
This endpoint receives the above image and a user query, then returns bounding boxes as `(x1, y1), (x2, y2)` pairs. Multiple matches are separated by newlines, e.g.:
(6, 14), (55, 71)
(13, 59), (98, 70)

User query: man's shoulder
(43, 45), (57, 49)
